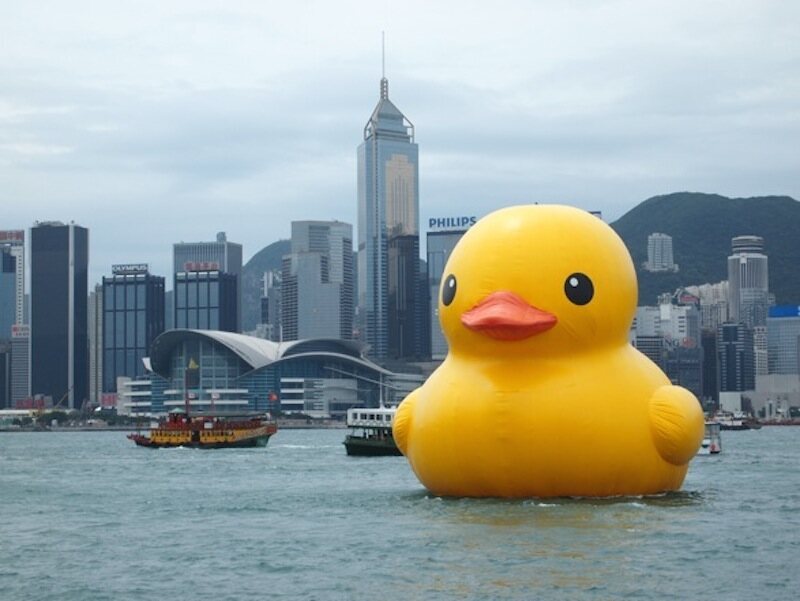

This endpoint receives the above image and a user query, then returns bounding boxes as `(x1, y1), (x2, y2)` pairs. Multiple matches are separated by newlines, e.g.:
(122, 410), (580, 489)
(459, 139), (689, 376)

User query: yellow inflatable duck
(394, 204), (704, 498)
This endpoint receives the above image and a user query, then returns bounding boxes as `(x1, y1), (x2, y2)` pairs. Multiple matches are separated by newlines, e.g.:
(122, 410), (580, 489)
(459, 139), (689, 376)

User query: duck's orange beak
(461, 291), (557, 341)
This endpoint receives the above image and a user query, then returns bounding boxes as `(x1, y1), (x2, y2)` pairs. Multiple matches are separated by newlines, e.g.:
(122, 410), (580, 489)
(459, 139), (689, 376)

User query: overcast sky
(3, 0), (798, 286)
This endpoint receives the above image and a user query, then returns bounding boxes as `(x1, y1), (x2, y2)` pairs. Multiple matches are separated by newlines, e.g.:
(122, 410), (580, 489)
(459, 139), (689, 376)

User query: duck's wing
(649, 385), (705, 465)
(393, 389), (418, 456)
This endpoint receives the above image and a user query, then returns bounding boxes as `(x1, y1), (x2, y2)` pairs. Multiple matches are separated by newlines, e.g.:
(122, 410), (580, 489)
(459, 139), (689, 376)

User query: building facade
(281, 221), (353, 341)
(357, 75), (420, 359)
(717, 322), (755, 393)
(174, 269), (236, 333)
(88, 284), (103, 403)
(9, 325), (30, 405)
(0, 231), (26, 407)
(427, 227), (470, 360)
(134, 330), (424, 417)
(173, 232), (242, 331)
(645, 233), (678, 272)
(684, 281), (729, 331)
(767, 305), (800, 375)
(728, 235), (769, 328)
(0, 230), (25, 327)
(632, 302), (703, 397)
(260, 269), (282, 341)
(102, 265), (165, 393)
(30, 222), (89, 409)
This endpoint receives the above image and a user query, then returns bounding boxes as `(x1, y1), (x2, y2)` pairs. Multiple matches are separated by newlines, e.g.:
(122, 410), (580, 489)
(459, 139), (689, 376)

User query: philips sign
(428, 216), (477, 232)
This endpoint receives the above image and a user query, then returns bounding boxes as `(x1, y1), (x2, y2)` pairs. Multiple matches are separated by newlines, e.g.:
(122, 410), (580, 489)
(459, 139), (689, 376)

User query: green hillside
(241, 239), (290, 331)
(611, 192), (800, 305)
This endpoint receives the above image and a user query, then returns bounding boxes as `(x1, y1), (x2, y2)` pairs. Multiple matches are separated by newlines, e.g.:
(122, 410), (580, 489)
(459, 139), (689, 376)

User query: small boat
(343, 407), (402, 456)
(697, 421), (722, 455)
(128, 410), (277, 449)
(714, 411), (759, 431)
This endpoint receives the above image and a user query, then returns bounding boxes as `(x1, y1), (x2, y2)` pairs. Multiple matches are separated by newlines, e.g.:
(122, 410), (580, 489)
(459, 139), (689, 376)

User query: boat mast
(184, 356), (199, 415)
(184, 361), (190, 415)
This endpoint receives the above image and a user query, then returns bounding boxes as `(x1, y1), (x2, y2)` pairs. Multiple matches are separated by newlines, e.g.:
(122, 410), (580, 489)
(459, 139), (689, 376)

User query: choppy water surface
(1, 428), (799, 600)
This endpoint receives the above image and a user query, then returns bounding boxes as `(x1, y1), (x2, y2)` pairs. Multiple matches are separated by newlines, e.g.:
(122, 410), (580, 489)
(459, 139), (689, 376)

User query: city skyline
(3, 1), (798, 287)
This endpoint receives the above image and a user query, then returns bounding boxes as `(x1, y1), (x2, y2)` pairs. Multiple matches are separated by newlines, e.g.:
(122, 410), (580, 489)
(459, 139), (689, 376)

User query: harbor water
(1, 428), (798, 600)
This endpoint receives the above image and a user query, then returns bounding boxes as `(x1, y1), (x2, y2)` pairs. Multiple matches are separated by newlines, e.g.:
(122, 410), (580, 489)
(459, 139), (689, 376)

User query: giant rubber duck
(394, 204), (704, 498)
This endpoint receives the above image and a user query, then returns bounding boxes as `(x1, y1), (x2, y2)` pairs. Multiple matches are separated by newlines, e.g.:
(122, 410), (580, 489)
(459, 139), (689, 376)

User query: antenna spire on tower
(380, 31), (388, 99)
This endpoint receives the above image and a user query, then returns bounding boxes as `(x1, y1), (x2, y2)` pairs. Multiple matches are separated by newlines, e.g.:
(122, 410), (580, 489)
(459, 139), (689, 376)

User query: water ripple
(1, 428), (799, 600)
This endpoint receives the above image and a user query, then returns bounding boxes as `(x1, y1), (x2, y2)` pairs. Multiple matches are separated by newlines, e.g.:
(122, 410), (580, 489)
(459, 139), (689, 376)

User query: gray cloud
(1, 0), (798, 286)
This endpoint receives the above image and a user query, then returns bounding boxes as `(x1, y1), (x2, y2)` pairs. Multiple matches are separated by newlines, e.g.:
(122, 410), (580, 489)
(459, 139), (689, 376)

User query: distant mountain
(238, 194), (800, 330)
(241, 239), (290, 331)
(611, 192), (800, 305)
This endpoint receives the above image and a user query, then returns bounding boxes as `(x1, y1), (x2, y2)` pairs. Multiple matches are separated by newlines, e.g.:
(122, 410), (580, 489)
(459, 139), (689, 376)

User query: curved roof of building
(148, 330), (380, 377)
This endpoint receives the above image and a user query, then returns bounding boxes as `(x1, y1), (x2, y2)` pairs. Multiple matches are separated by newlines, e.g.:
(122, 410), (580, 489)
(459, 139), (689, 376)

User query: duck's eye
(564, 273), (593, 305)
(442, 274), (457, 306)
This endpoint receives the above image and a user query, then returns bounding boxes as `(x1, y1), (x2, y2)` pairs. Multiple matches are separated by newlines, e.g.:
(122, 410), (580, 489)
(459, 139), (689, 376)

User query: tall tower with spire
(357, 54), (421, 360)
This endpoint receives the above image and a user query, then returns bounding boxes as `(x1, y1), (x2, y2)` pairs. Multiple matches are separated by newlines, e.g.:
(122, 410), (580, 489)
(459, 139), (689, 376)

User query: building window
(177, 282), (186, 309)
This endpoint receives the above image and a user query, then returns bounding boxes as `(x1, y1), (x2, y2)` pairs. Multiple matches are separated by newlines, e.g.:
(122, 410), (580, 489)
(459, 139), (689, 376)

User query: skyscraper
(174, 269), (237, 332)
(0, 230), (24, 329)
(427, 225), (472, 360)
(0, 230), (27, 407)
(281, 221), (353, 340)
(357, 72), (419, 359)
(88, 284), (103, 403)
(30, 222), (89, 409)
(717, 322), (755, 392)
(728, 235), (769, 327)
(261, 270), (282, 341)
(102, 265), (165, 392)
(173, 232), (242, 331)
(645, 233), (678, 272)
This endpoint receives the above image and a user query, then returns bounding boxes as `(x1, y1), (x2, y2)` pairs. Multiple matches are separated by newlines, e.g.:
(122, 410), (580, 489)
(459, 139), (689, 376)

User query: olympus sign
(112, 264), (149, 275)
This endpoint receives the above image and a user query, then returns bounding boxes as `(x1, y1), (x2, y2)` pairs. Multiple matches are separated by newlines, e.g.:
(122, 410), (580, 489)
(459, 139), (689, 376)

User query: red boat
(128, 411), (277, 449)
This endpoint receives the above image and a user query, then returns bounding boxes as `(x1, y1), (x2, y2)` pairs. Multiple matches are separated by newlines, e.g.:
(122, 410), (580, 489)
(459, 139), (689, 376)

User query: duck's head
(439, 204), (637, 359)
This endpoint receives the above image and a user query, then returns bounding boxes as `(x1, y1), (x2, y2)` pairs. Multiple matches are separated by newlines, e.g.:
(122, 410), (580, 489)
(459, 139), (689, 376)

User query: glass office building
(30, 222), (88, 409)
(139, 330), (423, 416)
(357, 75), (419, 359)
(102, 265), (165, 392)
(174, 270), (237, 332)
(427, 228), (469, 360)
(173, 232), (242, 331)
(767, 306), (800, 375)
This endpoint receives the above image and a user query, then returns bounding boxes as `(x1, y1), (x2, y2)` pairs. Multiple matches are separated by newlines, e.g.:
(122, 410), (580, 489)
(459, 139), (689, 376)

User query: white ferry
(343, 407), (401, 456)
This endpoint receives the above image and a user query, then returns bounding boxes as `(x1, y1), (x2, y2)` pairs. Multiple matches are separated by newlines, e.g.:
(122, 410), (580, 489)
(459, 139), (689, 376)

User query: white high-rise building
(645, 233), (678, 272)
(684, 281), (730, 331)
(728, 235), (769, 327)
(633, 303), (701, 346)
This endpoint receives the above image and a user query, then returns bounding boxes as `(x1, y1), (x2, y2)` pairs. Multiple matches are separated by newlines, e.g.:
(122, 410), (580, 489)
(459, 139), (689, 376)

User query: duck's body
(394, 204), (704, 498)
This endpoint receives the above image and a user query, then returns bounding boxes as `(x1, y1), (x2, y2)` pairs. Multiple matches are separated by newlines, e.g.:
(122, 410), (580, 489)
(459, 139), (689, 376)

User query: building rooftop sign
(184, 261), (220, 272)
(428, 216), (477, 232)
(112, 264), (149, 275)
(0, 230), (24, 243)
(769, 305), (800, 318)
(11, 324), (30, 338)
